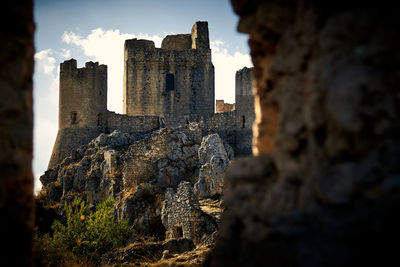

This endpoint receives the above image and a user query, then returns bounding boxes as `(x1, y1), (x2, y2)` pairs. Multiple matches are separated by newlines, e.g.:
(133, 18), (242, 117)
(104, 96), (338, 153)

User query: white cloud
(33, 49), (60, 194)
(211, 40), (253, 103)
(34, 174), (43, 195)
(62, 29), (252, 109)
(62, 28), (164, 113)
(61, 49), (71, 58)
(34, 49), (56, 74)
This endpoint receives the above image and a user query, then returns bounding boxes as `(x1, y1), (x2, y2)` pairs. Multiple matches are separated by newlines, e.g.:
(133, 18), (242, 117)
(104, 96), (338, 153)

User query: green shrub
(35, 197), (134, 265)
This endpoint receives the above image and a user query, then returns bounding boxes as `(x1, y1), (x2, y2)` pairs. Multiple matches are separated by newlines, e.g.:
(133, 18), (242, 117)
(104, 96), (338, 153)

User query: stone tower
(235, 67), (254, 155)
(123, 21), (215, 126)
(48, 59), (107, 169)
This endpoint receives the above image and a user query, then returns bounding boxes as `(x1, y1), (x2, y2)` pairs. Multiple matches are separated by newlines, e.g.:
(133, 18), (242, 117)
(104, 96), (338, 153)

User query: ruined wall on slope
(198, 112), (237, 155)
(107, 111), (161, 134)
(206, 1), (400, 266)
(216, 100), (235, 113)
(0, 1), (34, 265)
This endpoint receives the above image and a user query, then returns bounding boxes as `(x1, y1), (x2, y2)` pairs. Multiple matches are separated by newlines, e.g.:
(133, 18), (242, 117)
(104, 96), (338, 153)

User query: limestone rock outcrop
(40, 124), (224, 241)
(194, 134), (230, 198)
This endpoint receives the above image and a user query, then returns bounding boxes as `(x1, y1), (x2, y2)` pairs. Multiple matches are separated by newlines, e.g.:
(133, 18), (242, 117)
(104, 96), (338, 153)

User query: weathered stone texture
(121, 124), (202, 190)
(49, 60), (108, 168)
(0, 0), (34, 265)
(216, 100), (235, 113)
(161, 34), (192, 51)
(41, 124), (206, 236)
(107, 111), (161, 133)
(123, 21), (215, 126)
(195, 134), (230, 198)
(161, 182), (217, 244)
(235, 66), (254, 155)
(206, 1), (400, 267)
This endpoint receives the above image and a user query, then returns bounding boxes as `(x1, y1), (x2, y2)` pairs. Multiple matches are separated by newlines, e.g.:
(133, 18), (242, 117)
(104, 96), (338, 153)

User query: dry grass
(199, 199), (222, 220)
(150, 245), (211, 267)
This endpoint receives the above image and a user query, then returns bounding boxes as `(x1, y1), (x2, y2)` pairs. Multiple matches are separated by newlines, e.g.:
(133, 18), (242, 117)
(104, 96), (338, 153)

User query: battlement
(236, 67), (254, 97)
(125, 38), (155, 51)
(84, 61), (107, 71)
(161, 34), (192, 50)
(58, 59), (108, 130)
(60, 59), (107, 75)
(60, 58), (77, 73)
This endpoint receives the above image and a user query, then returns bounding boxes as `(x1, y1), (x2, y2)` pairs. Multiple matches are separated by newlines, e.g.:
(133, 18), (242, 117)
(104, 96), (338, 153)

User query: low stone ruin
(161, 181), (217, 244)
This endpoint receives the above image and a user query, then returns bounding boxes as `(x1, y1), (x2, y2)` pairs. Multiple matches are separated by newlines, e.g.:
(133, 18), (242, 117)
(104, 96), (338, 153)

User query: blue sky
(33, 0), (252, 193)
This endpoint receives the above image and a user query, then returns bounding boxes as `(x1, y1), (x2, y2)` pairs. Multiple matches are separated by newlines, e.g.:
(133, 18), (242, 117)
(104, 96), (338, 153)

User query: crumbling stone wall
(107, 111), (161, 133)
(0, 1), (34, 265)
(161, 182), (217, 244)
(206, 1), (400, 266)
(161, 34), (192, 51)
(216, 100), (235, 113)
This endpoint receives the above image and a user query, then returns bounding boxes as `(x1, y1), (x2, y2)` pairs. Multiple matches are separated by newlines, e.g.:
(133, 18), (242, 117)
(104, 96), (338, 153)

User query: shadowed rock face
(206, 1), (400, 267)
(0, 1), (34, 265)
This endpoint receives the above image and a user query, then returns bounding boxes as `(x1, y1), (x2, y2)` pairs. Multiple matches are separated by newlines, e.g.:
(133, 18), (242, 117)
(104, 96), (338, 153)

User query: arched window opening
(174, 226), (183, 238)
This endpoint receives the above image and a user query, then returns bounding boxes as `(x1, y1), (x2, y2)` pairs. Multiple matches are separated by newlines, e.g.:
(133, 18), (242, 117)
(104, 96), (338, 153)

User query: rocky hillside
(38, 122), (231, 264)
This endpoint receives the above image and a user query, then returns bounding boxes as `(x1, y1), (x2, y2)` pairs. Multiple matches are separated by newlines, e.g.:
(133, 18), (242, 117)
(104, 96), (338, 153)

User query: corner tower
(123, 21), (215, 126)
(58, 59), (107, 129)
(48, 59), (108, 169)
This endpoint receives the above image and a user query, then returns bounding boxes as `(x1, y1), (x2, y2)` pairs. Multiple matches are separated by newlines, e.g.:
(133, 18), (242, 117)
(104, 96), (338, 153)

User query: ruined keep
(123, 21), (215, 126)
(49, 22), (255, 169)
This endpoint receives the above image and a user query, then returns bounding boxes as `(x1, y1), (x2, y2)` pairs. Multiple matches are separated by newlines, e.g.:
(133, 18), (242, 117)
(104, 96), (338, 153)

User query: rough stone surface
(41, 124), (225, 239)
(195, 134), (230, 198)
(161, 182), (217, 244)
(216, 100), (235, 113)
(235, 67), (254, 155)
(0, 1), (34, 265)
(121, 124), (202, 190)
(205, 1), (400, 267)
(124, 21), (214, 126)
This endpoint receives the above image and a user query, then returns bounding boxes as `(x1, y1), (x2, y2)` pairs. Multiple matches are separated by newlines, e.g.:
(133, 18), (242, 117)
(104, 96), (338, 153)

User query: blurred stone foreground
(205, 1), (400, 267)
(1, 0), (400, 266)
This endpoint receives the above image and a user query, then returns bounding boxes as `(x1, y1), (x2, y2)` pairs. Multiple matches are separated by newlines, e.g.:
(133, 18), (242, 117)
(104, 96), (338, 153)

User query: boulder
(195, 134), (230, 197)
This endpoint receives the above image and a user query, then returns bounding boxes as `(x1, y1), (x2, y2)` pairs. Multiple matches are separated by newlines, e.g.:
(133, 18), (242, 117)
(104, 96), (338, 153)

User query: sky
(33, 0), (253, 193)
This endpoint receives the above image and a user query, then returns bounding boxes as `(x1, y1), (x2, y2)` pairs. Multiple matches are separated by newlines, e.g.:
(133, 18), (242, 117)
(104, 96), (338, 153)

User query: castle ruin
(48, 21), (254, 169)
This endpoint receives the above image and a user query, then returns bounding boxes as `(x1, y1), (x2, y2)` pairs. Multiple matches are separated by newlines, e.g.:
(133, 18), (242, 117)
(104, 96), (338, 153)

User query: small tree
(37, 197), (134, 265)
